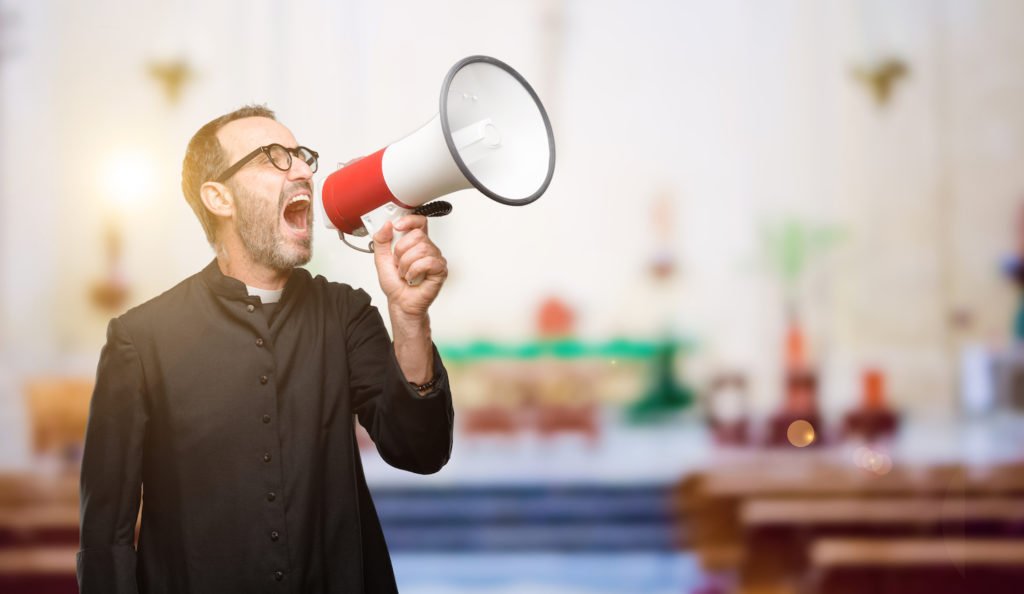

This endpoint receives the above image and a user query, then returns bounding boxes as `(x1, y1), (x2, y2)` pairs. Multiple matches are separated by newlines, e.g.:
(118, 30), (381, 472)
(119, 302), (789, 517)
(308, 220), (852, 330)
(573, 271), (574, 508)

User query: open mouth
(283, 193), (311, 234)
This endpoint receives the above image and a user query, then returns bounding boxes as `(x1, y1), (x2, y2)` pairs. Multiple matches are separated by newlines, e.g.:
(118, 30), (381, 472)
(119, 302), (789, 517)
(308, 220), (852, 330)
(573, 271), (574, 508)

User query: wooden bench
(0, 473), (81, 550)
(0, 505), (80, 548)
(0, 506), (80, 531)
(685, 461), (1024, 570)
(743, 497), (1024, 527)
(0, 473), (79, 506)
(739, 497), (1024, 590)
(807, 538), (1024, 594)
(0, 546), (78, 594)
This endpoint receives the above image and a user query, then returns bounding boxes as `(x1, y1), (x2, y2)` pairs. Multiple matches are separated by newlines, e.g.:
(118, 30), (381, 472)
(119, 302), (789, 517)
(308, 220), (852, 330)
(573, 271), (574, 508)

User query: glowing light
(102, 151), (156, 208)
(853, 446), (870, 467)
(787, 419), (815, 447)
(853, 445), (893, 475)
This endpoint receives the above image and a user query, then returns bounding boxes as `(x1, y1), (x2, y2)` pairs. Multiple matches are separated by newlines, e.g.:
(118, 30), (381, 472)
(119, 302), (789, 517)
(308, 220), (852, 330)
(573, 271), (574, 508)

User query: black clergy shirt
(77, 259), (454, 594)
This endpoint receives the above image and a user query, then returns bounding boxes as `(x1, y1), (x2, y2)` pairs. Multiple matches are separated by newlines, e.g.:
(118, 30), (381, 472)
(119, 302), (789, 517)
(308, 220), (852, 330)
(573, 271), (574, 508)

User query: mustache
(278, 180), (314, 210)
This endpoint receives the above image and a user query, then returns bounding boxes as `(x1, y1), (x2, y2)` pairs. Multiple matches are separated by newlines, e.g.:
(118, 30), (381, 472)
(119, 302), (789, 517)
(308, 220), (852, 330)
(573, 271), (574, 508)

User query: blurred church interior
(2, 0), (1024, 592)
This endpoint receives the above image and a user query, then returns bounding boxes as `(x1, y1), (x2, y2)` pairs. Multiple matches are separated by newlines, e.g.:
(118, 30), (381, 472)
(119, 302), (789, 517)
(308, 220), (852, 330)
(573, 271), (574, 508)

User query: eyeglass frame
(215, 143), (319, 183)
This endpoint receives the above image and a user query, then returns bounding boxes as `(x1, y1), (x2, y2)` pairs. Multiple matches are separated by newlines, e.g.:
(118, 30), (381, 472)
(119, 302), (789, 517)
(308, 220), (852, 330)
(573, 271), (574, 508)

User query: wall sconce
(851, 57), (909, 107)
(89, 151), (156, 312)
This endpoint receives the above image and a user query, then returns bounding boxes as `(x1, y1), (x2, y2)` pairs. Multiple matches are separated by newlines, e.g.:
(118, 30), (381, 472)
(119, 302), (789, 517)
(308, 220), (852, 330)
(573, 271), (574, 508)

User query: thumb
(372, 222), (398, 277)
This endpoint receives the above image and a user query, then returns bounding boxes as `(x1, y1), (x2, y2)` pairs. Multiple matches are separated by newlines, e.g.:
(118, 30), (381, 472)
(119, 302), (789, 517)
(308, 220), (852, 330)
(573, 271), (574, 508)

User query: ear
(199, 181), (235, 220)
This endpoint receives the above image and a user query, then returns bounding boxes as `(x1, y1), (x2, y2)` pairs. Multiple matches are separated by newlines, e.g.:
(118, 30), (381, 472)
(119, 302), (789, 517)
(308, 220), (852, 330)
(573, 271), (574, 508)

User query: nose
(287, 155), (314, 181)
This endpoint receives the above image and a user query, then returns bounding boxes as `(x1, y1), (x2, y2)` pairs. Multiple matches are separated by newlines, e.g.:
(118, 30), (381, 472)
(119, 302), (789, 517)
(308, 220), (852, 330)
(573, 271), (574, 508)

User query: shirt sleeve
(77, 317), (148, 593)
(345, 288), (454, 475)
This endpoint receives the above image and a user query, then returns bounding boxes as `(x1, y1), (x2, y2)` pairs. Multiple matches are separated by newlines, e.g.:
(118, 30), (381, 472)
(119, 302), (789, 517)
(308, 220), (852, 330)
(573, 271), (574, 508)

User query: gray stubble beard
(233, 182), (314, 272)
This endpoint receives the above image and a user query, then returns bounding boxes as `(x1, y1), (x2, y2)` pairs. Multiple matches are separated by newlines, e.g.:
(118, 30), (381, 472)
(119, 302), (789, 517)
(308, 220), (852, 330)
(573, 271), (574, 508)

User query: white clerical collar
(246, 285), (284, 305)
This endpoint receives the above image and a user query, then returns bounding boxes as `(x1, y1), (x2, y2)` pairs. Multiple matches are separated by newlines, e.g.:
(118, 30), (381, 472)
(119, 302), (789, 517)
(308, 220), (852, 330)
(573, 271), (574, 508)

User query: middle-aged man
(77, 105), (454, 593)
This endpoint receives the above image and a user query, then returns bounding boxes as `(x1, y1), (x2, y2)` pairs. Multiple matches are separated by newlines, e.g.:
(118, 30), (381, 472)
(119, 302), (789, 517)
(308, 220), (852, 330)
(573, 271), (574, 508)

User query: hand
(372, 215), (448, 318)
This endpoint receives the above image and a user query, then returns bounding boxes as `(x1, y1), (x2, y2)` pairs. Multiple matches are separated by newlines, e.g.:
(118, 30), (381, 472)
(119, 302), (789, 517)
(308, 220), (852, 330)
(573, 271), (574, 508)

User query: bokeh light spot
(787, 419), (815, 447)
(853, 445), (894, 475)
(102, 151), (155, 208)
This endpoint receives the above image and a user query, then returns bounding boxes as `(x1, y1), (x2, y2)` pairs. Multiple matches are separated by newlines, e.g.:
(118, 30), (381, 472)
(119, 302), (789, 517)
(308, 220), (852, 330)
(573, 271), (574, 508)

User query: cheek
(251, 193), (281, 222)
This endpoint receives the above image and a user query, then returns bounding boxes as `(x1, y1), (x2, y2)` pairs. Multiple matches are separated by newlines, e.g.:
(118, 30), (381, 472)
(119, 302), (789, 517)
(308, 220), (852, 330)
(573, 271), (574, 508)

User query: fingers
(393, 228), (428, 263)
(394, 214), (428, 234)
(397, 242), (435, 280)
(388, 214), (429, 259)
(374, 215), (446, 287)
(405, 256), (448, 285)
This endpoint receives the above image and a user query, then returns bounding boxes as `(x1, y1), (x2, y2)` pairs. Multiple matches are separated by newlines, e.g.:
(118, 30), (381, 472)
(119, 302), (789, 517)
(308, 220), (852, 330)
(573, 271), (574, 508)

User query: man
(77, 105), (453, 593)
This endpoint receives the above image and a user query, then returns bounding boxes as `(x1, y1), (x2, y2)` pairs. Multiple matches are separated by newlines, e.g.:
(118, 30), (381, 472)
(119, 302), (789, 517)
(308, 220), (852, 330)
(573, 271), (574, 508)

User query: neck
(215, 234), (291, 290)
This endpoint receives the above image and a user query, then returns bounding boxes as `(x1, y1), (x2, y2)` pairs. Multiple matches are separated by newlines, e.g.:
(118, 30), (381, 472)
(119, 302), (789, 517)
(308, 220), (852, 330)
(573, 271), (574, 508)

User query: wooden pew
(685, 463), (946, 573)
(0, 546), (78, 594)
(0, 473), (81, 549)
(0, 505), (79, 548)
(687, 461), (1024, 566)
(0, 473), (79, 506)
(807, 538), (1024, 594)
(739, 497), (1024, 591)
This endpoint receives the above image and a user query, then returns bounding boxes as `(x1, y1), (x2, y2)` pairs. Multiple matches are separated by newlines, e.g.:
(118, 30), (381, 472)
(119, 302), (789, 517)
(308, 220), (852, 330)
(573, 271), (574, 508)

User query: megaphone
(319, 55), (555, 252)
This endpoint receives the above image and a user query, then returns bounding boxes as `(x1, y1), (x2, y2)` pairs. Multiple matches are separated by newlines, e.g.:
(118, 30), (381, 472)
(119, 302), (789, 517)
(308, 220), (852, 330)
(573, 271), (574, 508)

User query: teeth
(287, 194), (311, 207)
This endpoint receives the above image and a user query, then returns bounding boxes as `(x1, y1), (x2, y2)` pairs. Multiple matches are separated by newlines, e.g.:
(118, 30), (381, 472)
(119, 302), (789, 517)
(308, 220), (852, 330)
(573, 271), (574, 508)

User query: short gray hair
(181, 105), (276, 245)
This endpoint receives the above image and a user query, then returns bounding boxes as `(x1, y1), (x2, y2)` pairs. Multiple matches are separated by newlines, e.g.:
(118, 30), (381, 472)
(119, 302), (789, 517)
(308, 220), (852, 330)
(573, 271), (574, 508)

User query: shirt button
(262, 414), (271, 424)
(247, 304), (256, 313)
(267, 492), (277, 502)
(270, 530), (280, 542)
(260, 375), (269, 385)
(255, 337), (265, 347)
(274, 570), (284, 581)
(263, 453), (272, 463)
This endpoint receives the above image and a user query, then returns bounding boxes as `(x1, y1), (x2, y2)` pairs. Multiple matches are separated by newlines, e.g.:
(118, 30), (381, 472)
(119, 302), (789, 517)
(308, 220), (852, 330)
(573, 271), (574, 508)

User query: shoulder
(304, 270), (377, 319)
(115, 269), (206, 340)
(306, 271), (373, 305)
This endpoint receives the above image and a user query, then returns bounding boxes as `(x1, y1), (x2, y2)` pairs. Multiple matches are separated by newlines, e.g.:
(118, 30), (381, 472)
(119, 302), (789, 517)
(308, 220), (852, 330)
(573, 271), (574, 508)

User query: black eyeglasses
(215, 143), (319, 183)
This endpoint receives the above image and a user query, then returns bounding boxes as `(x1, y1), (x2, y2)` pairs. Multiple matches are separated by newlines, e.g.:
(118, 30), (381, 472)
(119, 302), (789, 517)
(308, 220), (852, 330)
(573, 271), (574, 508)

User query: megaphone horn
(319, 55), (556, 253)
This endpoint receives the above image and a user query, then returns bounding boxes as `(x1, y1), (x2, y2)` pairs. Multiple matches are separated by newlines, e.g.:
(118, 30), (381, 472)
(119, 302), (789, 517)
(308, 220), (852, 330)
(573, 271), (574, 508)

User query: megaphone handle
(361, 203), (425, 286)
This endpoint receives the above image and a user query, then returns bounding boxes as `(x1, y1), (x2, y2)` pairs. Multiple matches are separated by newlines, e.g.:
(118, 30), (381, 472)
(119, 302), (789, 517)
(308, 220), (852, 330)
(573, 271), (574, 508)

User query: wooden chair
(23, 378), (93, 461)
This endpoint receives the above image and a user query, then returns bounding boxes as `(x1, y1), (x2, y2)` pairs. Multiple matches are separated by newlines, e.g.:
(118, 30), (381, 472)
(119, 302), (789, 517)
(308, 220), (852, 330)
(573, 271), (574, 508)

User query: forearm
(389, 307), (433, 385)
(349, 287), (453, 474)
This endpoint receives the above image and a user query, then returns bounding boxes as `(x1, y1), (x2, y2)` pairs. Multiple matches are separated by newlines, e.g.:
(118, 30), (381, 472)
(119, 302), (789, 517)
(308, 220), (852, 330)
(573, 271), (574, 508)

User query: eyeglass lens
(266, 144), (318, 173)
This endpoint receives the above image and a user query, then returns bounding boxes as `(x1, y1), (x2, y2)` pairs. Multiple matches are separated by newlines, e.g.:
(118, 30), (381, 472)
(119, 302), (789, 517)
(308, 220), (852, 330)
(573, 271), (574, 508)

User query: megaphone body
(320, 56), (555, 249)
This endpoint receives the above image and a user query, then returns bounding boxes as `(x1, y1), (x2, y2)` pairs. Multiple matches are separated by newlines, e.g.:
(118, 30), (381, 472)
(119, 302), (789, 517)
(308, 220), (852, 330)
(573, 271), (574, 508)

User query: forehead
(217, 117), (298, 161)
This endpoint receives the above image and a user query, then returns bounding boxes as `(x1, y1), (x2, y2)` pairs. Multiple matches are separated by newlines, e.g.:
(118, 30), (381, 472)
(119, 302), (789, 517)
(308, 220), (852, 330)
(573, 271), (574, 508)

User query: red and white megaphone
(319, 55), (555, 253)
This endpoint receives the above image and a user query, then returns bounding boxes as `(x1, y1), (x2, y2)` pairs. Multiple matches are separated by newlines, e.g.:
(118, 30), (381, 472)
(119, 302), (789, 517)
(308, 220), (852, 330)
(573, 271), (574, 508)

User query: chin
(286, 248), (313, 268)
(268, 241), (313, 271)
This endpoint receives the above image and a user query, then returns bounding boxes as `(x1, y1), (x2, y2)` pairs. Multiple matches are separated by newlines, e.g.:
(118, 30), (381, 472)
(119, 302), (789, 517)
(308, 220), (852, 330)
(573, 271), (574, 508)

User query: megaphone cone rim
(439, 55), (556, 206)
